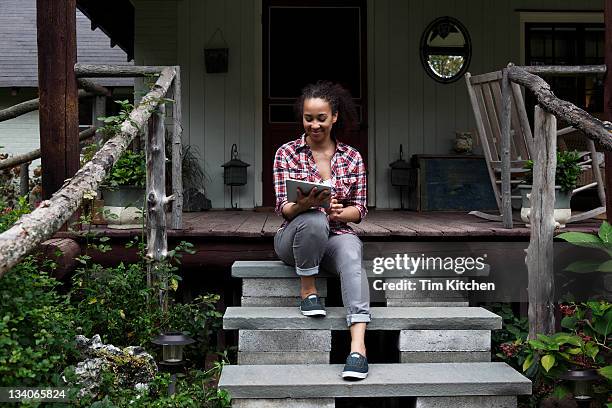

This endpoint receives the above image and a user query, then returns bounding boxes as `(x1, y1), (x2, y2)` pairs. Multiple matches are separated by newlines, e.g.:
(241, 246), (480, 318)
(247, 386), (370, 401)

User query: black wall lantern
(204, 28), (229, 73)
(222, 144), (250, 209)
(389, 144), (411, 210)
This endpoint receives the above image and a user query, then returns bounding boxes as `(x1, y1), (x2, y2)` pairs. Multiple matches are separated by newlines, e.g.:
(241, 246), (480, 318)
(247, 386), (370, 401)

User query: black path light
(560, 368), (601, 407)
(152, 332), (195, 395)
(222, 144), (250, 210)
(389, 144), (412, 210)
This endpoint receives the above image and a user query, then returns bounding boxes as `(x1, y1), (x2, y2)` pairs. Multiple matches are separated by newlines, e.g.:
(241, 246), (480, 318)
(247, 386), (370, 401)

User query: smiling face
(302, 97), (338, 144)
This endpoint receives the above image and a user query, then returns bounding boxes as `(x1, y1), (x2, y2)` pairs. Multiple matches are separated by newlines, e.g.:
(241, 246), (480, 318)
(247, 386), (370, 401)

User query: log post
(36, 0), (79, 199)
(171, 66), (183, 229)
(526, 106), (557, 338)
(605, 0), (612, 222)
(19, 163), (29, 198)
(146, 104), (169, 312)
(501, 68), (513, 229)
(93, 96), (106, 145)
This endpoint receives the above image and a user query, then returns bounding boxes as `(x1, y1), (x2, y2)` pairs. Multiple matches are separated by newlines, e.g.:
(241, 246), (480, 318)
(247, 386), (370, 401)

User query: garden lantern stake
(222, 144), (250, 209)
(152, 332), (195, 395)
(560, 368), (600, 407)
(389, 144), (412, 210)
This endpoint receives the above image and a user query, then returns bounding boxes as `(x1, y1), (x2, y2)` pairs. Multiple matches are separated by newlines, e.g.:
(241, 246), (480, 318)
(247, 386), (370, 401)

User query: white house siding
(134, 0), (603, 209)
(0, 88), (41, 169)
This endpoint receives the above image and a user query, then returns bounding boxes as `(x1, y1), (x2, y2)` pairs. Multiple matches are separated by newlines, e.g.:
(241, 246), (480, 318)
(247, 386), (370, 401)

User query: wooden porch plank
(209, 212), (252, 236)
(352, 219), (392, 236)
(262, 214), (283, 236)
(235, 212), (270, 237)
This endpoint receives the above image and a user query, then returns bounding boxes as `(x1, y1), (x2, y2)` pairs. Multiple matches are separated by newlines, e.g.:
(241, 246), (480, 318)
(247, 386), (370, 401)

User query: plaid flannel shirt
(273, 134), (367, 235)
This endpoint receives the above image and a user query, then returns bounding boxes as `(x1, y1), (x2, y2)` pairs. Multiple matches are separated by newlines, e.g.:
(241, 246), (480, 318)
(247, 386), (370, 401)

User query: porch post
(36, 0), (79, 199)
(605, 0), (612, 222)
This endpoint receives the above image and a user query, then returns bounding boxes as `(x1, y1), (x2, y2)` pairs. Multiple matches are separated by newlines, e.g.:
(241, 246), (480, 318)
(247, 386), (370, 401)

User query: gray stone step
(219, 362), (531, 399)
(232, 260), (490, 278)
(224, 307), (502, 330)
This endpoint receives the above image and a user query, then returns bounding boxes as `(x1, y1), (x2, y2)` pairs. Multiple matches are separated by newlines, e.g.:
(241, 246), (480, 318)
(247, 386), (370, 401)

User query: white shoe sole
(342, 370), (368, 379)
(301, 309), (326, 316)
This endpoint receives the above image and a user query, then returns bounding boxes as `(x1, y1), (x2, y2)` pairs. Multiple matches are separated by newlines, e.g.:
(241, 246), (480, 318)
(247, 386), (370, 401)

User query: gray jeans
(274, 210), (371, 326)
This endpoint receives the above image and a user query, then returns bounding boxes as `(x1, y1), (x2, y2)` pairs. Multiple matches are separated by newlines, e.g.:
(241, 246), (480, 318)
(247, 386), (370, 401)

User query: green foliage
(558, 221), (612, 272)
(0, 196), (31, 233)
(524, 150), (582, 192)
(103, 151), (146, 188)
(97, 100), (136, 141)
(490, 301), (611, 407)
(0, 257), (77, 387)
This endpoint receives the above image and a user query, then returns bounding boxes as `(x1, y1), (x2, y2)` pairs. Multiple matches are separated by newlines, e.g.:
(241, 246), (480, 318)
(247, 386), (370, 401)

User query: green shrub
(0, 258), (77, 387)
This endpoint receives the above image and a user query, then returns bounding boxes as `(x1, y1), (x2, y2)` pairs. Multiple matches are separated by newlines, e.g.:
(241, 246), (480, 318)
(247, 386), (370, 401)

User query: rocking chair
(464, 70), (605, 224)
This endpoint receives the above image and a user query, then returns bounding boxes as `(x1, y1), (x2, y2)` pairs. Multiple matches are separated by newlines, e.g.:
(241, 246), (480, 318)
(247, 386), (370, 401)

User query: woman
(273, 81), (370, 380)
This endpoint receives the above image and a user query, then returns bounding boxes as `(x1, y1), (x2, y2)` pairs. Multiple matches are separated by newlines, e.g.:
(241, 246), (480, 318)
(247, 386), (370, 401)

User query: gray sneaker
(300, 294), (326, 317)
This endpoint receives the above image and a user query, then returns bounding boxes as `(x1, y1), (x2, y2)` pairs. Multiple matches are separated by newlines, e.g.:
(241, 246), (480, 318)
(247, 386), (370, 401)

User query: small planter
(100, 186), (145, 227)
(519, 184), (571, 228)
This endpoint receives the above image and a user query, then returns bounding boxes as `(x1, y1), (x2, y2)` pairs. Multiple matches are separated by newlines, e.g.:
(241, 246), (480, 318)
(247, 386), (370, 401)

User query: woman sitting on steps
(273, 81), (370, 380)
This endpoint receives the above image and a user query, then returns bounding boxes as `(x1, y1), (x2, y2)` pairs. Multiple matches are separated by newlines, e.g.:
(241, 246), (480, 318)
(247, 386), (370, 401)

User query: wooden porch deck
(95, 209), (601, 240)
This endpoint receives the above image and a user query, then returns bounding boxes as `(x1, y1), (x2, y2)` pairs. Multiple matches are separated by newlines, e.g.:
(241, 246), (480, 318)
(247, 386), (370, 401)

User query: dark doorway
(262, 0), (368, 207)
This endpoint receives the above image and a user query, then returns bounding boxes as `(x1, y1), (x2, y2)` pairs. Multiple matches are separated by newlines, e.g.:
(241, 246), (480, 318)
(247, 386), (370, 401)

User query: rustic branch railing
(0, 80), (109, 123)
(501, 64), (611, 338)
(0, 66), (180, 277)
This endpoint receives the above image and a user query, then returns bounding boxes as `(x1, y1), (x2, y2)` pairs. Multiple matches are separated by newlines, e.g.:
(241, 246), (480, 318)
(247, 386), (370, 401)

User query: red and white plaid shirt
(273, 134), (367, 235)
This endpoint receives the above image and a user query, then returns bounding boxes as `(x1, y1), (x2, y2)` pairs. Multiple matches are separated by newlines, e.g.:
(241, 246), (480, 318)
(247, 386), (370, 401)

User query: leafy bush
(524, 150), (582, 193)
(0, 196), (30, 232)
(491, 301), (611, 407)
(0, 257), (78, 387)
(103, 151), (146, 188)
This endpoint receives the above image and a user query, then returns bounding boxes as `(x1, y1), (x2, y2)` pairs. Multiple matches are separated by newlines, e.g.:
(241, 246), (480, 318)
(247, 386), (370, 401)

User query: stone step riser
(233, 399), (335, 408)
(231, 397), (516, 408)
(243, 278), (328, 298)
(238, 351), (330, 365)
(416, 396), (516, 408)
(239, 330), (331, 352)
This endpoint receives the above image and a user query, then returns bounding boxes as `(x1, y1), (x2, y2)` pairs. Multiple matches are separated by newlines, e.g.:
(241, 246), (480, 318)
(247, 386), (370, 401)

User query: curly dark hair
(294, 81), (359, 140)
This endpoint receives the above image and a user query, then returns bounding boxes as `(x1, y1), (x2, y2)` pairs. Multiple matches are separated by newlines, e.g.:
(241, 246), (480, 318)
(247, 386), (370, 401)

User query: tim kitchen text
(372, 279), (495, 291)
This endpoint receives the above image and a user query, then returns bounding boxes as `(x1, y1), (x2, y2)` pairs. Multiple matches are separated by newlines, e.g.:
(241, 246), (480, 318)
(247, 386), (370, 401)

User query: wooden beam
(605, 0), (612, 223)
(526, 106), (557, 339)
(36, 0), (79, 200)
(501, 68), (513, 229)
(75, 64), (165, 77)
(171, 67), (183, 229)
(517, 65), (606, 75)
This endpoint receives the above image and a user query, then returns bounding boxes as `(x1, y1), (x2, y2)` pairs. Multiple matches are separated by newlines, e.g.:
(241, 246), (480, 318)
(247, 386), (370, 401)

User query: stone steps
(221, 260), (531, 406)
(219, 362), (531, 407)
(224, 306), (501, 330)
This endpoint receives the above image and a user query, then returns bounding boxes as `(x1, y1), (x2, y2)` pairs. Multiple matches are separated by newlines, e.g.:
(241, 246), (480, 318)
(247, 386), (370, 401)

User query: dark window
(525, 23), (604, 115)
(268, 6), (361, 99)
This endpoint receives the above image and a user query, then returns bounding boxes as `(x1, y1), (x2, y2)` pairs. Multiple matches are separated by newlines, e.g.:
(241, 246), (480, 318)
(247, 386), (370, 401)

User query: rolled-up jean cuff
(296, 265), (319, 276)
(346, 313), (371, 326)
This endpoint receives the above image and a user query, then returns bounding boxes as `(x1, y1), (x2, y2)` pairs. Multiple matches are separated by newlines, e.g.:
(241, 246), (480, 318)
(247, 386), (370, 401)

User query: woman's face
(302, 97), (338, 143)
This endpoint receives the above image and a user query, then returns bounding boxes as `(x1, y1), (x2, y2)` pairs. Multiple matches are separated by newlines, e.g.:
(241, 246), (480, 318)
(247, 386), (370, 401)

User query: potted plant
(519, 150), (582, 228)
(100, 150), (146, 226)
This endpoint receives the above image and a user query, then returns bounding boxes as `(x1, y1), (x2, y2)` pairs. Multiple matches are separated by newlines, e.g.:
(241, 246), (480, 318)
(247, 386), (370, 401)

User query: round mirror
(420, 16), (471, 83)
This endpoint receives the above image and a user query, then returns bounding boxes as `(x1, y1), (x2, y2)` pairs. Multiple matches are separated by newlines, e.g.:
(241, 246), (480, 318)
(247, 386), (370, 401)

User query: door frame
(261, 0), (369, 208)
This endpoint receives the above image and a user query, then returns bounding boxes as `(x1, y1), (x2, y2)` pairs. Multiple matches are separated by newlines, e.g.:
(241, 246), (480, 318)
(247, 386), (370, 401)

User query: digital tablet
(286, 178), (331, 208)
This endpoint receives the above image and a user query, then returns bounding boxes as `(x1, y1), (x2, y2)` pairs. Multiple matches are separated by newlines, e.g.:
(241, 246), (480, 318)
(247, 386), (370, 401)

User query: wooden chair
(465, 70), (605, 223)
